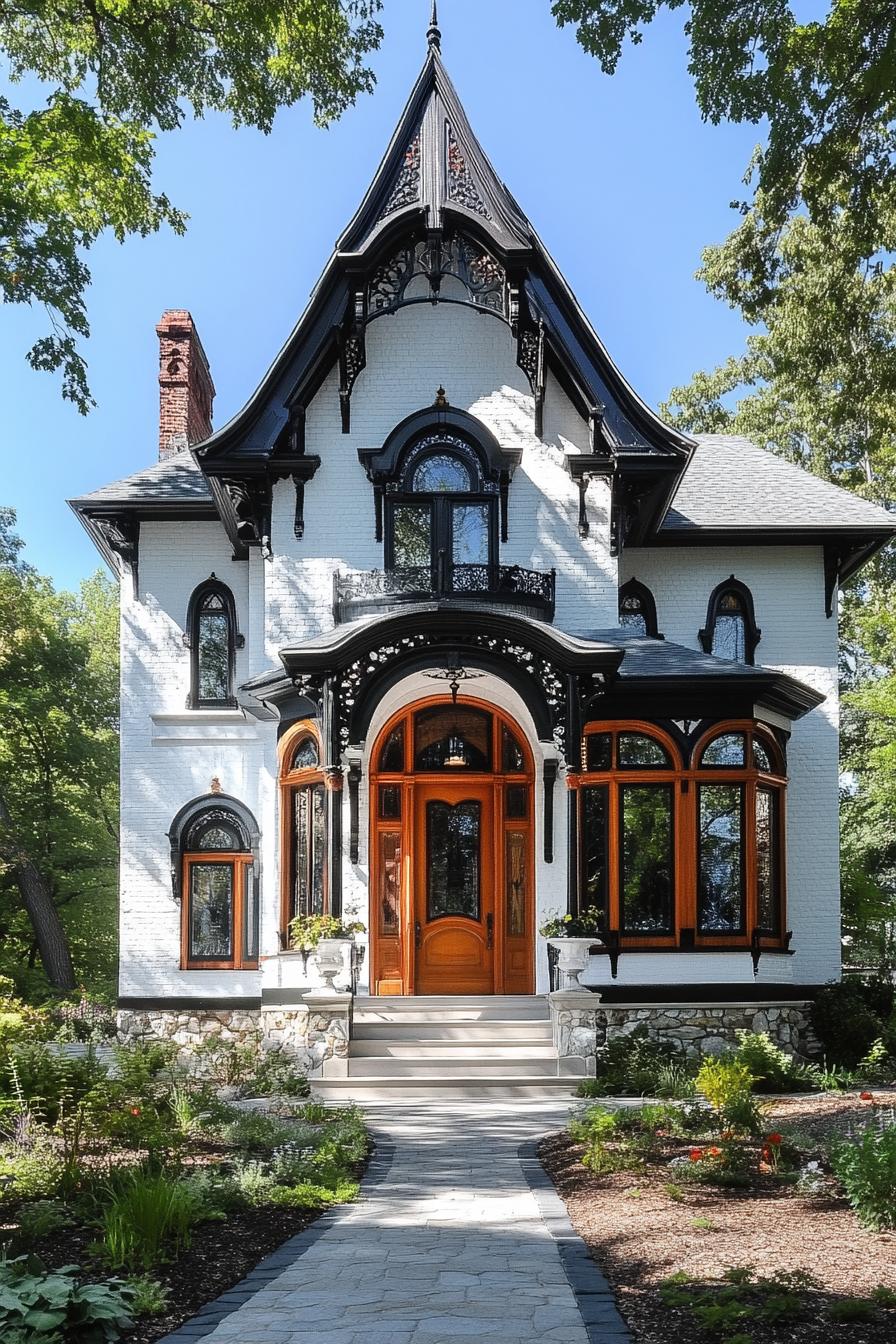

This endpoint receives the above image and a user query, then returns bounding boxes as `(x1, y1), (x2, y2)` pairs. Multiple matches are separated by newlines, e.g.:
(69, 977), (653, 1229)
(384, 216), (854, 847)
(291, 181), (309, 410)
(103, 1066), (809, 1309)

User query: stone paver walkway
(162, 1102), (629, 1344)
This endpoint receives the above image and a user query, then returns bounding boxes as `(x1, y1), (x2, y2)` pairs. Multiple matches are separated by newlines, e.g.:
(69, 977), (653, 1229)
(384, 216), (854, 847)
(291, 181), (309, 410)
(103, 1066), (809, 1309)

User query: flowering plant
(539, 907), (604, 939)
(288, 915), (366, 951)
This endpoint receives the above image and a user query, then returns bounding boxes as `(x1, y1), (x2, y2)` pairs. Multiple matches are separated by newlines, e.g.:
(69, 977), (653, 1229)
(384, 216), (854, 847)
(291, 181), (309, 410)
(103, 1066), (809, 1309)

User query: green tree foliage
(0, 508), (119, 995)
(1, 1), (383, 411)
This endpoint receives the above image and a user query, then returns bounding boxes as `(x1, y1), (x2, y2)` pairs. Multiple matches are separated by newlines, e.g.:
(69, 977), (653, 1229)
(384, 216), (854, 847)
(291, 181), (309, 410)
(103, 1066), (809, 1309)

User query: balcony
(334, 564), (556, 624)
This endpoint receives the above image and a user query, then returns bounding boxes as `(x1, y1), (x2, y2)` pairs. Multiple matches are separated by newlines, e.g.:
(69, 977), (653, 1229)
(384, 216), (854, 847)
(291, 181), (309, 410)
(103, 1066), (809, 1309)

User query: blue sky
(2, 0), (761, 592)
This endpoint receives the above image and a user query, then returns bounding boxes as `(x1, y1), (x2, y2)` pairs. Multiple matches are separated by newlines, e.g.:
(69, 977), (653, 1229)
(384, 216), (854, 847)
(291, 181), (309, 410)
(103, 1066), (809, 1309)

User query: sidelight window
(279, 723), (327, 936)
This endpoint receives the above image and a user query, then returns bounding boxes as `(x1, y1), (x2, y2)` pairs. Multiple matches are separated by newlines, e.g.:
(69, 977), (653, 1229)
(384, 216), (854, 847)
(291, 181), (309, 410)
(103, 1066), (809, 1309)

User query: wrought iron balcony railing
(333, 563), (556, 624)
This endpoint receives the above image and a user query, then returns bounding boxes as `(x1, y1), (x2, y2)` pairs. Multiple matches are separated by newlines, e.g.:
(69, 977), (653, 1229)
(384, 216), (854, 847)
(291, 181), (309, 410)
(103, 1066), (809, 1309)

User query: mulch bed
(539, 1093), (896, 1344)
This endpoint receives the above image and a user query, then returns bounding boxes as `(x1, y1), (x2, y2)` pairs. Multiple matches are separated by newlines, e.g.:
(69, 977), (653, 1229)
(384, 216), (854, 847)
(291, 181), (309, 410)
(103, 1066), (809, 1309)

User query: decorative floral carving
(367, 234), (506, 318)
(446, 129), (492, 220)
(379, 132), (421, 219)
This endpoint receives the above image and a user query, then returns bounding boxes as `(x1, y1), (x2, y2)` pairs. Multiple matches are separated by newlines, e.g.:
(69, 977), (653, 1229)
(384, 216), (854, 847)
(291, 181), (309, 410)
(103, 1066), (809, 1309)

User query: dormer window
(386, 435), (496, 592)
(618, 579), (661, 639)
(699, 577), (761, 665)
(185, 577), (244, 709)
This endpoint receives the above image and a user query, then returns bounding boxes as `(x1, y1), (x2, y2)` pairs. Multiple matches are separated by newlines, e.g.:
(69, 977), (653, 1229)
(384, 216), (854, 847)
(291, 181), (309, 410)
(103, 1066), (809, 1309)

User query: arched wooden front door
(370, 697), (534, 996)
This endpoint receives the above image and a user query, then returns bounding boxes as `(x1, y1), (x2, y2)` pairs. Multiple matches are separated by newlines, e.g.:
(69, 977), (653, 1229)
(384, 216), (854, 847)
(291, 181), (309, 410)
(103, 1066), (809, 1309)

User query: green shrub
(855, 1037), (896, 1084)
(124, 1275), (171, 1317)
(734, 1031), (814, 1093)
(828, 1297), (876, 1322)
(812, 979), (892, 1067)
(696, 1057), (753, 1112)
(99, 1169), (204, 1271)
(2, 1045), (108, 1126)
(216, 1108), (297, 1153)
(872, 1285), (896, 1307)
(0, 1254), (134, 1342)
(586, 1027), (697, 1097)
(180, 1166), (247, 1216)
(269, 1178), (359, 1207)
(230, 1159), (280, 1207)
(0, 1142), (65, 1201)
(831, 1124), (896, 1230)
(11, 1199), (73, 1244)
(243, 1052), (310, 1099)
(112, 1041), (177, 1094)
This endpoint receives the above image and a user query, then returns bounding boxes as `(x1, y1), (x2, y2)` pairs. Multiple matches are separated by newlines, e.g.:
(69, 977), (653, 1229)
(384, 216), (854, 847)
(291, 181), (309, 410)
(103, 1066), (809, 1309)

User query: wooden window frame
(181, 852), (256, 970)
(278, 721), (327, 940)
(575, 719), (787, 953)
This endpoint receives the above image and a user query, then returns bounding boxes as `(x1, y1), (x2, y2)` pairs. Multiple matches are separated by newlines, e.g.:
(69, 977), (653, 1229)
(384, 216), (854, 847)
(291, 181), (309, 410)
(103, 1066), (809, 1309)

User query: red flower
(761, 1145), (771, 1160)
(766, 1132), (783, 1146)
(860, 1091), (874, 1102)
(707, 1146), (722, 1158)
(689, 1148), (703, 1162)
(130, 1106), (141, 1116)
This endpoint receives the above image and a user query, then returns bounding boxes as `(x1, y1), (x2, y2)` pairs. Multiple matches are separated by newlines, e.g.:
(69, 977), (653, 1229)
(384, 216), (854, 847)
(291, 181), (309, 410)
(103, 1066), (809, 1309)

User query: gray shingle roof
(72, 454), (212, 506)
(663, 435), (894, 533)
(577, 630), (767, 680)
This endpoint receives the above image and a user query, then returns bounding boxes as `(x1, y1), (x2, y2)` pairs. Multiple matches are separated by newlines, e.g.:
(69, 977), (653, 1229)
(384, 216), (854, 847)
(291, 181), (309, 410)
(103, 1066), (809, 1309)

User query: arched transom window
(386, 434), (497, 594)
(576, 721), (786, 950)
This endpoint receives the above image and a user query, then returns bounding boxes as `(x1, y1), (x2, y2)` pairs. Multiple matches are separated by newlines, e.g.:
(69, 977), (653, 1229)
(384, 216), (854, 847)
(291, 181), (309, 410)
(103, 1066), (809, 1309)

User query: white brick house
(71, 28), (894, 1082)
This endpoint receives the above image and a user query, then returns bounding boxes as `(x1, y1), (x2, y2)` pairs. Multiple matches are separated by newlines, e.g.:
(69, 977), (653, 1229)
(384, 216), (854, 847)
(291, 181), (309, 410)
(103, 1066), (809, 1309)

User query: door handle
(486, 913), (494, 949)
(415, 921), (422, 950)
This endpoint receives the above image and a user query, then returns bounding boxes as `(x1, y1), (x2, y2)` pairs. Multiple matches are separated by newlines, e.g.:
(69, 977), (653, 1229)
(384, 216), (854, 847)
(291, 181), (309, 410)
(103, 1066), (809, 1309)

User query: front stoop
(311, 995), (585, 1101)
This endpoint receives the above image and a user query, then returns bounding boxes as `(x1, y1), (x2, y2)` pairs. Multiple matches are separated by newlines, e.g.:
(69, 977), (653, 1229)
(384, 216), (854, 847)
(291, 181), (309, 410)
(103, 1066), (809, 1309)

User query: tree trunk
(0, 791), (76, 990)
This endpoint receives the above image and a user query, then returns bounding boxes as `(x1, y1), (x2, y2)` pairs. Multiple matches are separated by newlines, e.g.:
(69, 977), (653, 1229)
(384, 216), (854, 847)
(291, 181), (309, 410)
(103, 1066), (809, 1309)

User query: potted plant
(288, 914), (366, 990)
(539, 908), (603, 989)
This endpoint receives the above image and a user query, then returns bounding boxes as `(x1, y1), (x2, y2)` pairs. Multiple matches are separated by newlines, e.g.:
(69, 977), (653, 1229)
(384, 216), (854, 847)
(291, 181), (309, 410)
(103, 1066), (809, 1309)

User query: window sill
(151, 710), (261, 743)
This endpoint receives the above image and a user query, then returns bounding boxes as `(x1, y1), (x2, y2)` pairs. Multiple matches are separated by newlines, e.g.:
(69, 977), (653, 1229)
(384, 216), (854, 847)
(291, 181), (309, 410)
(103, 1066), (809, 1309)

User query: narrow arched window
(185, 577), (243, 708)
(618, 578), (661, 639)
(279, 723), (327, 938)
(699, 577), (761, 665)
(169, 796), (260, 970)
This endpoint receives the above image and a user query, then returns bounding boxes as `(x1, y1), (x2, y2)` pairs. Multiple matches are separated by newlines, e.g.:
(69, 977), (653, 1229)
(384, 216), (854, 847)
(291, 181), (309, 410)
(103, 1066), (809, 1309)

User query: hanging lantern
(444, 730), (467, 767)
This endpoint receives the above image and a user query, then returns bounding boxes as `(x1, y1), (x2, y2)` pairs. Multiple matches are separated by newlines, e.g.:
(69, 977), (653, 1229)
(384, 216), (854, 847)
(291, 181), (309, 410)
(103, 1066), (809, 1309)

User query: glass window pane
(619, 609), (647, 635)
(392, 505), (432, 568)
(187, 815), (241, 851)
(379, 724), (405, 772)
(753, 738), (773, 772)
(712, 596), (746, 661)
(412, 453), (471, 492)
(452, 504), (489, 566)
(189, 863), (233, 960)
(620, 785), (674, 934)
(427, 800), (481, 920)
(506, 832), (526, 936)
(581, 785), (609, 926)
(291, 737), (318, 770)
(197, 611), (230, 702)
(584, 733), (612, 772)
(618, 733), (672, 768)
(502, 726), (526, 773)
(243, 867), (258, 962)
(414, 706), (492, 771)
(506, 785), (527, 819)
(756, 787), (779, 932)
(311, 785), (326, 917)
(201, 593), (224, 612)
(379, 833), (401, 935)
(294, 788), (309, 918)
(701, 733), (746, 768)
(698, 784), (744, 933)
(379, 785), (401, 820)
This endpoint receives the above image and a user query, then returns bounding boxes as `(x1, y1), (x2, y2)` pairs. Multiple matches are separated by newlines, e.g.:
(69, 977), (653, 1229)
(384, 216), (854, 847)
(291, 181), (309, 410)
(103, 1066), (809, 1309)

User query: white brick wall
(115, 300), (842, 999)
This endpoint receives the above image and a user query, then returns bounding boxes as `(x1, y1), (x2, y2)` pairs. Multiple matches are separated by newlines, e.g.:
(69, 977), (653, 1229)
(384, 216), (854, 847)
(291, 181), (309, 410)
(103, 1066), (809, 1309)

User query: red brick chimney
(156, 310), (215, 460)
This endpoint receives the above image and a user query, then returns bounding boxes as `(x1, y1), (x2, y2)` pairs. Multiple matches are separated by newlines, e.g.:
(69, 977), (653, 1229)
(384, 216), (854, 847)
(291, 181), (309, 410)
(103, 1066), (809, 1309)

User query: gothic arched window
(185, 577), (244, 708)
(618, 578), (661, 639)
(169, 795), (260, 970)
(699, 577), (761, 665)
(385, 434), (497, 594)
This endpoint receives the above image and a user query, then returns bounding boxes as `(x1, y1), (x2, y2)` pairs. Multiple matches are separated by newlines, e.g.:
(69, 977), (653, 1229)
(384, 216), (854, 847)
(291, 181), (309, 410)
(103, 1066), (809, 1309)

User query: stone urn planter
(547, 936), (596, 990)
(313, 937), (354, 991)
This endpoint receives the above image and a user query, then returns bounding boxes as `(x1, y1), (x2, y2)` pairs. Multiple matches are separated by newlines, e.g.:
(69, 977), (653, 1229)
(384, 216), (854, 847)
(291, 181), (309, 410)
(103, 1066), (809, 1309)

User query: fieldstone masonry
(548, 992), (816, 1073)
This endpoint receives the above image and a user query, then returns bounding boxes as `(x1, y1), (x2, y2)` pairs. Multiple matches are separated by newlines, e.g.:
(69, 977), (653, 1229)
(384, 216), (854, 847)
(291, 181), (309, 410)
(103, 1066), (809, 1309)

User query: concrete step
(352, 1020), (553, 1043)
(349, 1039), (556, 1059)
(345, 1055), (586, 1079)
(311, 1075), (583, 1102)
(353, 995), (550, 1024)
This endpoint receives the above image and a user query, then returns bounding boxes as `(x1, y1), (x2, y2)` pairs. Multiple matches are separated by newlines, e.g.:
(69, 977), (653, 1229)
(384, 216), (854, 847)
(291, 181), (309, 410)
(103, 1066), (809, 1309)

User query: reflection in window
(756, 788), (778, 931)
(585, 733), (612, 772)
(502, 726), (525, 773)
(699, 784), (744, 932)
(712, 592), (746, 661)
(701, 733), (746, 768)
(618, 579), (659, 638)
(412, 453), (472, 492)
(581, 785), (609, 925)
(187, 817), (242, 851)
(198, 594), (229, 703)
(291, 738), (319, 771)
(189, 863), (234, 960)
(379, 785), (401, 820)
(414, 707), (491, 771)
(379, 833), (401, 934)
(452, 504), (490, 565)
(753, 739), (772, 772)
(506, 785), (527, 819)
(621, 785), (674, 934)
(293, 783), (325, 918)
(618, 733), (672, 768)
(392, 505), (431, 568)
(506, 832), (526, 936)
(427, 800), (481, 919)
(379, 724), (405, 773)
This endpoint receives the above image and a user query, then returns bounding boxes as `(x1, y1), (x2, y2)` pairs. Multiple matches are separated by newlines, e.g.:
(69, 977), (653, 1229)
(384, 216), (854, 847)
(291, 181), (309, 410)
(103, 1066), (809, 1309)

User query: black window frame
(699, 575), (761, 665)
(618, 578), (662, 639)
(184, 576), (245, 709)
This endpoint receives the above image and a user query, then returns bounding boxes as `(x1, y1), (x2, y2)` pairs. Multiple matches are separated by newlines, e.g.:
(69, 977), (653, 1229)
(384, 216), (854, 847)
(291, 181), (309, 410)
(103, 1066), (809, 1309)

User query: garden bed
(541, 1090), (896, 1344)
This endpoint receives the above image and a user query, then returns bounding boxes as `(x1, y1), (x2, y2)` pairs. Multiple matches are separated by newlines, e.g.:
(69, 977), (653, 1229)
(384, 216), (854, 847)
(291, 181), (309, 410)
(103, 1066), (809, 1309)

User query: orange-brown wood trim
(181, 853), (256, 970)
(278, 719), (327, 940)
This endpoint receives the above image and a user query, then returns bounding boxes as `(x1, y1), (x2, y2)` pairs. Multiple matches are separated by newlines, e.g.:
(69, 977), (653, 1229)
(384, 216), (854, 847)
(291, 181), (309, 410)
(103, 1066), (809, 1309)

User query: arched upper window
(386, 433), (497, 593)
(279, 723), (327, 938)
(699, 577), (761, 665)
(576, 720), (786, 958)
(168, 795), (259, 970)
(618, 579), (661, 639)
(185, 577), (244, 708)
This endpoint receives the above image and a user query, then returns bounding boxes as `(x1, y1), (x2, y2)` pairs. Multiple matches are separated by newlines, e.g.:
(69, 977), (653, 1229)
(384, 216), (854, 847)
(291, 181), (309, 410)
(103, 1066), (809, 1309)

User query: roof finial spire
(427, 1), (441, 51)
